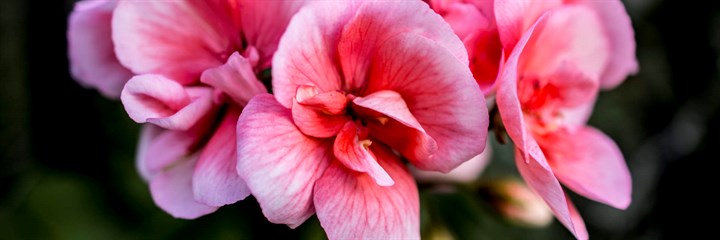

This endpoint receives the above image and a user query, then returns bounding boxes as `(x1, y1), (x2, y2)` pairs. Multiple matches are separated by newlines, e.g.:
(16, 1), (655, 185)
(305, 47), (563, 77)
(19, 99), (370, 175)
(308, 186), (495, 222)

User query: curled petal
(201, 51), (267, 106)
(121, 74), (215, 131)
(333, 121), (394, 186)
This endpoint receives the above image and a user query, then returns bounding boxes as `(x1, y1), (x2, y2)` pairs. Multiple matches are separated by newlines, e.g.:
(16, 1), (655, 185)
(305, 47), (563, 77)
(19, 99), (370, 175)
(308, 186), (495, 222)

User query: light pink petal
(112, 0), (242, 84)
(193, 107), (250, 207)
(364, 33), (487, 172)
(540, 127), (632, 209)
(238, 0), (307, 69)
(200, 51), (267, 106)
(271, 2), (355, 107)
(236, 94), (332, 228)
(494, 0), (563, 51)
(314, 144), (420, 239)
(338, 0), (468, 90)
(352, 90), (438, 169)
(121, 74), (215, 131)
(514, 150), (587, 240)
(136, 125), (204, 181)
(333, 121), (394, 186)
(578, 0), (638, 89)
(149, 157), (218, 219)
(292, 86), (351, 138)
(67, 0), (132, 98)
(519, 6), (609, 84)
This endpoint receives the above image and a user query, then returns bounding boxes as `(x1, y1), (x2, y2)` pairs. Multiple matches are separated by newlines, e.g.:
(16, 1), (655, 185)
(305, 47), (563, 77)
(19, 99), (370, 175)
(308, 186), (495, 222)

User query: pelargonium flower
(429, 0), (638, 93)
(67, 0), (132, 98)
(494, 3), (636, 239)
(235, 0), (488, 238)
(112, 0), (305, 218)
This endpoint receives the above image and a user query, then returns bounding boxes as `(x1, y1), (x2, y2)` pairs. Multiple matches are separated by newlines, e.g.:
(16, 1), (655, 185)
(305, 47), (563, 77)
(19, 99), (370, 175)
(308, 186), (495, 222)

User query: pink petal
(411, 140), (492, 183)
(296, 85), (348, 115)
(292, 86), (351, 138)
(236, 94), (332, 228)
(352, 90), (438, 169)
(314, 144), (420, 239)
(430, 0), (492, 41)
(496, 15), (550, 162)
(364, 33), (487, 172)
(112, 0), (242, 84)
(271, 2), (353, 108)
(193, 107), (250, 207)
(121, 74), (216, 131)
(136, 125), (204, 181)
(578, 0), (639, 89)
(540, 127), (632, 209)
(494, 0), (563, 51)
(149, 157), (218, 219)
(67, 0), (132, 98)
(337, 0), (468, 90)
(238, 0), (307, 69)
(200, 51), (267, 106)
(333, 121), (394, 186)
(514, 150), (587, 240)
(519, 6), (609, 84)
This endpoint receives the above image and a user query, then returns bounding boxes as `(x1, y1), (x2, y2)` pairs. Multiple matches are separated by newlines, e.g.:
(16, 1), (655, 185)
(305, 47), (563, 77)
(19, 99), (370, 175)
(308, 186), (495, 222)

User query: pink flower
(430, 0), (638, 93)
(67, 0), (132, 98)
(235, 1), (488, 238)
(113, 0), (305, 218)
(494, 2), (636, 239)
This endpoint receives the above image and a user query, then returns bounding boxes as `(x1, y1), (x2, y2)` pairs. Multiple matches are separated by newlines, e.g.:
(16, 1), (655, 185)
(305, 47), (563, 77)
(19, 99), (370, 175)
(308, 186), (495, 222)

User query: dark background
(0, 0), (716, 239)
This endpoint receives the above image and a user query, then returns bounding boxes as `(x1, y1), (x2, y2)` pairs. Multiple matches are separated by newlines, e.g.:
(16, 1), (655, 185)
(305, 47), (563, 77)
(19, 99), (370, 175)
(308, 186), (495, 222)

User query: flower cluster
(68, 0), (636, 239)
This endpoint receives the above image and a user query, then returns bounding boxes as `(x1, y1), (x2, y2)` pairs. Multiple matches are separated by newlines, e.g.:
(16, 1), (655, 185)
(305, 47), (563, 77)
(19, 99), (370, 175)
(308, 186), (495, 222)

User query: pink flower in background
(429, 0), (502, 93)
(112, 0), (305, 218)
(494, 2), (635, 239)
(236, 1), (488, 238)
(430, 0), (638, 94)
(67, 0), (132, 98)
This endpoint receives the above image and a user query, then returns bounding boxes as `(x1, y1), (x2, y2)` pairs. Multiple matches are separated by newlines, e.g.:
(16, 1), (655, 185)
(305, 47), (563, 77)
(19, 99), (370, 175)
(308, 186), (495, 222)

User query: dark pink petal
(271, 2), (354, 107)
(236, 94), (332, 228)
(338, 0), (468, 90)
(514, 150), (588, 240)
(365, 33), (487, 172)
(430, 0), (491, 41)
(540, 127), (632, 209)
(578, 0), (639, 89)
(352, 90), (438, 169)
(238, 0), (307, 69)
(112, 0), (242, 83)
(121, 74), (215, 131)
(314, 144), (420, 239)
(292, 86), (350, 138)
(200, 51), (267, 106)
(67, 0), (132, 98)
(149, 157), (218, 219)
(333, 121), (394, 186)
(193, 108), (250, 207)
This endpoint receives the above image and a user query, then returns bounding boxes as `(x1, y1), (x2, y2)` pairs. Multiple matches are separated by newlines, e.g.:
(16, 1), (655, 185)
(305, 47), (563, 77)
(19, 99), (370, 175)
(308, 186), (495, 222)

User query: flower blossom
(235, 1), (488, 238)
(112, 0), (305, 218)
